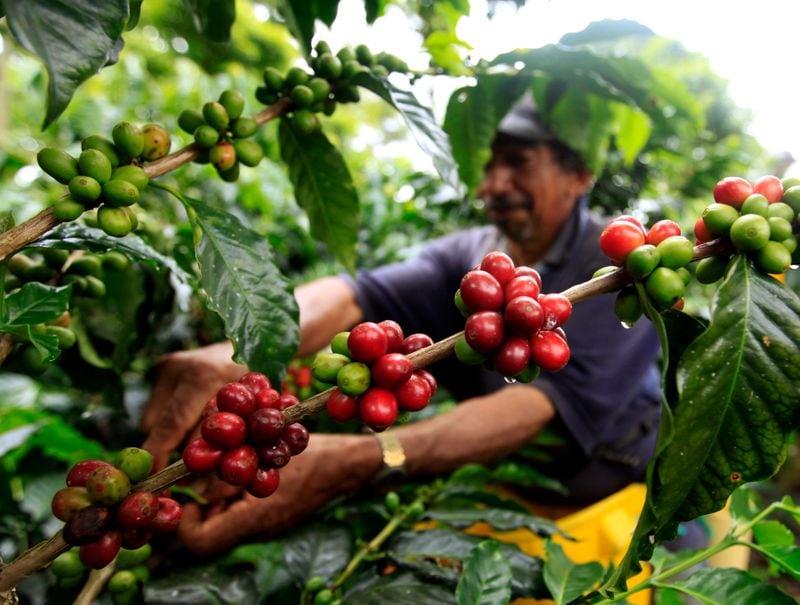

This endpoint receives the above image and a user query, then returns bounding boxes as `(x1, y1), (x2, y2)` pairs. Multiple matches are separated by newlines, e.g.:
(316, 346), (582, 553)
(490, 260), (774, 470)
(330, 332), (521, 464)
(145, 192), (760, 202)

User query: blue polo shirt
(349, 200), (661, 464)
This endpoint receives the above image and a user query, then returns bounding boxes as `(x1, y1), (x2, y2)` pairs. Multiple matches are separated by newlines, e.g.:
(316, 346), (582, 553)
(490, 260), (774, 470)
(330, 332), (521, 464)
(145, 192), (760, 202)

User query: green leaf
(424, 31), (471, 75)
(455, 541), (512, 605)
(126, 0), (143, 30)
(223, 542), (293, 598)
(753, 544), (800, 580)
(434, 483), (530, 513)
(184, 0), (236, 42)
(609, 258), (800, 590)
(363, 0), (389, 23)
(3, 0), (128, 128)
(388, 529), (547, 598)
(0, 213), (14, 233)
(558, 19), (654, 45)
(184, 196), (300, 385)
(542, 541), (603, 605)
(144, 564), (260, 604)
(728, 483), (762, 523)
(424, 507), (563, 539)
(354, 72), (464, 196)
(19, 472), (64, 522)
(0, 282), (71, 326)
(610, 102), (651, 165)
(277, 0), (314, 55)
(313, 0), (339, 26)
(490, 460), (568, 495)
(278, 121), (360, 273)
(282, 522), (352, 586)
(443, 75), (528, 197)
(662, 567), (796, 604)
(753, 520), (794, 546)
(344, 571), (457, 604)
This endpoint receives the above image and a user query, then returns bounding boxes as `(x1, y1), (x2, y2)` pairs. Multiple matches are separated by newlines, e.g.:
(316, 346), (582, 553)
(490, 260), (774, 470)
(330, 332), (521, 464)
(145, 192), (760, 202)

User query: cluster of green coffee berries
(256, 41), (410, 134)
(50, 543), (151, 603)
(596, 216), (694, 324)
(37, 121), (170, 236)
(694, 175), (800, 281)
(178, 89), (264, 182)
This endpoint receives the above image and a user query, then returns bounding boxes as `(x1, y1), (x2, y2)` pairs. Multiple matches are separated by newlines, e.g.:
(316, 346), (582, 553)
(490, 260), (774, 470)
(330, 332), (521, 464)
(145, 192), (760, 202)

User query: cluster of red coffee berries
(182, 371), (309, 497)
(38, 122), (168, 235)
(316, 321), (438, 431)
(50, 448), (181, 569)
(178, 89), (264, 182)
(695, 175), (799, 281)
(454, 251), (571, 379)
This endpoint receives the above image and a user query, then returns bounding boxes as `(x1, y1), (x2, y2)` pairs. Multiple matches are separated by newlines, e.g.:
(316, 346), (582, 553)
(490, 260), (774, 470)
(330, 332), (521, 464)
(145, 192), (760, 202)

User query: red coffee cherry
(216, 382), (256, 417)
(66, 459), (112, 488)
(51, 487), (92, 522)
(503, 296), (544, 336)
(646, 219), (682, 246)
(116, 492), (159, 529)
(394, 373), (432, 412)
(247, 468), (281, 498)
(121, 528), (152, 550)
(254, 387), (281, 409)
(149, 497), (183, 532)
(359, 388), (398, 432)
(399, 333), (433, 355)
(201, 412), (247, 449)
(371, 353), (413, 389)
(182, 438), (224, 473)
(614, 214), (647, 235)
(415, 369), (437, 396)
(282, 422), (309, 455)
(459, 270), (503, 312)
(378, 320), (404, 353)
(464, 311), (505, 353)
(277, 393), (300, 409)
(530, 331), (571, 372)
(600, 220), (647, 263)
(514, 266), (542, 288)
(539, 293), (572, 329)
(201, 396), (219, 420)
(326, 388), (359, 422)
(80, 530), (121, 569)
(480, 251), (515, 286)
(348, 322), (389, 363)
(493, 336), (531, 377)
(238, 371), (271, 393)
(503, 275), (540, 302)
(256, 440), (292, 468)
(247, 408), (287, 445)
(694, 216), (712, 244)
(217, 445), (259, 486)
(752, 175), (783, 203)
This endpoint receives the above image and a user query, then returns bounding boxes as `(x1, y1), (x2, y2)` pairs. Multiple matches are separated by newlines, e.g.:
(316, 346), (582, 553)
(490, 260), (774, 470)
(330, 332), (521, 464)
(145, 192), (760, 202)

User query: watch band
(372, 431), (407, 485)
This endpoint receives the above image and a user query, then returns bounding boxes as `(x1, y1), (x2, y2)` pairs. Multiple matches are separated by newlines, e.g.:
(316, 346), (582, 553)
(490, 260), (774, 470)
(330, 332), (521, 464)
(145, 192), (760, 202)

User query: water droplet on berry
(503, 376), (517, 384)
(620, 321), (633, 330)
(790, 264), (799, 270)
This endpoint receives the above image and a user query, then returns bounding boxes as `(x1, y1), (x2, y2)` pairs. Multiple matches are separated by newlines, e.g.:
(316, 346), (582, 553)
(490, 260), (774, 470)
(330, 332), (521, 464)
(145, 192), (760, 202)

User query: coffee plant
(1, 2), (798, 604)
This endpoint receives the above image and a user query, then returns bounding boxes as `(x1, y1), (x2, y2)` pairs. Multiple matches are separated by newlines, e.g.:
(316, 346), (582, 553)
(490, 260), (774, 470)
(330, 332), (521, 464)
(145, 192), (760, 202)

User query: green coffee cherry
(218, 162), (240, 182)
(117, 447), (154, 483)
(336, 46), (356, 63)
(230, 116), (258, 138)
(291, 110), (320, 135)
(702, 203), (739, 235)
(291, 85), (315, 108)
(219, 89), (245, 120)
(141, 124), (171, 160)
(315, 54), (342, 79)
(78, 149), (113, 184)
(21, 263), (56, 281)
(232, 139), (263, 167)
(116, 544), (152, 570)
(41, 247), (69, 268)
(454, 289), (470, 317)
(178, 109), (206, 134)
(741, 193), (769, 216)
(108, 570), (138, 594)
(53, 199), (85, 222)
(68, 176), (102, 204)
(337, 362), (371, 396)
(285, 67), (310, 89)
(754, 241), (791, 274)
(614, 286), (642, 326)
(675, 266), (692, 285)
(124, 207), (139, 231)
(50, 549), (85, 578)
(515, 363), (541, 383)
(355, 44), (373, 66)
(729, 214), (770, 251)
(84, 275), (107, 297)
(305, 576), (327, 594)
(656, 236), (694, 269)
(203, 101), (230, 132)
(263, 67), (284, 92)
(38, 148), (79, 184)
(695, 255), (729, 284)
(371, 64), (389, 78)
(315, 40), (332, 56)
(592, 265), (618, 279)
(111, 165), (149, 191)
(194, 125), (220, 148)
(112, 122), (145, 159)
(67, 255), (103, 278)
(454, 334), (488, 365)
(103, 179), (139, 207)
(782, 236), (798, 254)
(308, 78), (331, 102)
(767, 216), (793, 242)
(102, 251), (131, 271)
(781, 185), (800, 213)
(98, 206), (133, 237)
(313, 352), (350, 382)
(384, 491), (400, 512)
(330, 331), (351, 357)
(255, 86), (279, 105)
(19, 344), (50, 375)
(210, 142), (237, 171)
(625, 244), (660, 280)
(81, 135), (121, 167)
(767, 202), (795, 223)
(645, 267), (685, 307)
(340, 60), (365, 80)
(334, 85), (360, 104)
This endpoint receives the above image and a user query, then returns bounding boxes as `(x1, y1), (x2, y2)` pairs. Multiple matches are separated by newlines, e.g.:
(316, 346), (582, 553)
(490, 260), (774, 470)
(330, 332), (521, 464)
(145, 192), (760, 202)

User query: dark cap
(496, 93), (557, 144)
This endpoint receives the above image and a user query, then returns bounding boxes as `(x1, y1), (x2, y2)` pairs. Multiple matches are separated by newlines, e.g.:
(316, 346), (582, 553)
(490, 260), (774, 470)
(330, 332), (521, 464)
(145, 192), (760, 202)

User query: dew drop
(620, 321), (633, 330)
(790, 264), (799, 270)
(503, 376), (517, 384)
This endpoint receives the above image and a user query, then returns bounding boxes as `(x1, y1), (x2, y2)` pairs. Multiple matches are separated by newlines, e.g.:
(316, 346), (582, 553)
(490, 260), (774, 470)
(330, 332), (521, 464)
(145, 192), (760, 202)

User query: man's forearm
(391, 384), (557, 475)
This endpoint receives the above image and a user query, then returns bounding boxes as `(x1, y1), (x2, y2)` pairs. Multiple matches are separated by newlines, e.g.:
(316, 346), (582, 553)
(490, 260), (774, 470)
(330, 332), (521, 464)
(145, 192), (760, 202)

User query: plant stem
(74, 563), (116, 605)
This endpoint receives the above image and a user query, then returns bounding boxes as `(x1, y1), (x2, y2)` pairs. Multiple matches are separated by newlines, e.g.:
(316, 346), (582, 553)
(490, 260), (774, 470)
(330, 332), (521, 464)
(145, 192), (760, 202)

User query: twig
(74, 564), (116, 605)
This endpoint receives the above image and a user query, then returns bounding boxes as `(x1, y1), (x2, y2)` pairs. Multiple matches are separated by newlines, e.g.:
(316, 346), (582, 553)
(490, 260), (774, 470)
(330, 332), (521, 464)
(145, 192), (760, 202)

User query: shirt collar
(539, 196), (589, 269)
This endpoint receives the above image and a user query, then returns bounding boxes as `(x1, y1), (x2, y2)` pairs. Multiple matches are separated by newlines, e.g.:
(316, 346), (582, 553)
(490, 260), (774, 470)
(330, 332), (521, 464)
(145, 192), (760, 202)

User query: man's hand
(140, 342), (247, 471)
(177, 434), (381, 557)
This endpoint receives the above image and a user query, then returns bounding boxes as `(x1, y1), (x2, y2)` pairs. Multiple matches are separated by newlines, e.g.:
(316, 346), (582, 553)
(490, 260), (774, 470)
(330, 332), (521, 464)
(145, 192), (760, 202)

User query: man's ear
(574, 168), (595, 195)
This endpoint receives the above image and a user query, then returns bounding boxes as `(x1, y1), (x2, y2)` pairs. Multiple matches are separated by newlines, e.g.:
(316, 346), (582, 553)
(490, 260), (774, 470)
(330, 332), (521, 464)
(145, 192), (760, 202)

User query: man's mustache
(484, 197), (531, 212)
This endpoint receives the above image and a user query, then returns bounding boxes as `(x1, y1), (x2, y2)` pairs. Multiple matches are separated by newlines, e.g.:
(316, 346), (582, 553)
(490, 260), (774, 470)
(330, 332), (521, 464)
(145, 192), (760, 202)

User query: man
(141, 96), (661, 556)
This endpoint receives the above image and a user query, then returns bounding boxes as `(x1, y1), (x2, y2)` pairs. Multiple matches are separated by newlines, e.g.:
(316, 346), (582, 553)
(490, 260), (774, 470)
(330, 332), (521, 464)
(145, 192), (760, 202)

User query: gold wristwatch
(372, 431), (407, 485)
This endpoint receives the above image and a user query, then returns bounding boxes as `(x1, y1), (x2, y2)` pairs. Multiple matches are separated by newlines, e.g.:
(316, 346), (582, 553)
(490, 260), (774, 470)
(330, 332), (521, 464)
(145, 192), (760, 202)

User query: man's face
(477, 142), (591, 245)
